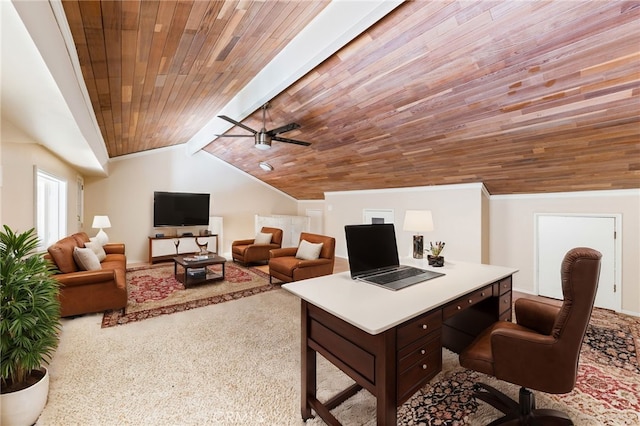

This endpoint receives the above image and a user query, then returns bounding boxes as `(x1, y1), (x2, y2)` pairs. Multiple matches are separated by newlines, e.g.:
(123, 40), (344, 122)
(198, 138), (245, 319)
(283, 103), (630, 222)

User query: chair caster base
(475, 384), (573, 426)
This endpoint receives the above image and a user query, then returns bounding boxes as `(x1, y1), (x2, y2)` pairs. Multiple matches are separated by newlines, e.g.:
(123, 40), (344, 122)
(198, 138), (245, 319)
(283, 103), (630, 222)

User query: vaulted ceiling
(62, 0), (639, 200)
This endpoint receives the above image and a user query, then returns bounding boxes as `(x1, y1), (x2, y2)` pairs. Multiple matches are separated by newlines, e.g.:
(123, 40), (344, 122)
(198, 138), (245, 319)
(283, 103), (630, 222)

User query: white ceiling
(1, 0), (108, 175)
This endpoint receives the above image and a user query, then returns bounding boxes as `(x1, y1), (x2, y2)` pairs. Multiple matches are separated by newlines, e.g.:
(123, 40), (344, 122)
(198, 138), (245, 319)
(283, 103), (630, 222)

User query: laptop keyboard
(364, 267), (425, 284)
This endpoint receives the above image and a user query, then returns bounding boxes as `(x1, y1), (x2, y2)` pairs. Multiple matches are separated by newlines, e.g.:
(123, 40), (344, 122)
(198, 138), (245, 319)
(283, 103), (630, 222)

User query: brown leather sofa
(268, 232), (336, 284)
(459, 247), (602, 424)
(45, 232), (127, 317)
(231, 227), (283, 265)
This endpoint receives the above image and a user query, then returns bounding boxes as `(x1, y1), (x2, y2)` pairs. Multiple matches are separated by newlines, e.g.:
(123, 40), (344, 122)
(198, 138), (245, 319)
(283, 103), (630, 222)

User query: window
(36, 168), (67, 251)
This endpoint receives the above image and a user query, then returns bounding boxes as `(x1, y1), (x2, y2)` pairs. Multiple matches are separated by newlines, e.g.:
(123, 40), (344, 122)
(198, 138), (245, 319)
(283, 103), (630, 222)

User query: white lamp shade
(403, 210), (434, 233)
(92, 215), (111, 245)
(92, 215), (111, 229)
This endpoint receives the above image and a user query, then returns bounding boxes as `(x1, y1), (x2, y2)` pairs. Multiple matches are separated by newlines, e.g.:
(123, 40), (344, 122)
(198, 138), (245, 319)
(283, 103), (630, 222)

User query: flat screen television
(153, 191), (210, 227)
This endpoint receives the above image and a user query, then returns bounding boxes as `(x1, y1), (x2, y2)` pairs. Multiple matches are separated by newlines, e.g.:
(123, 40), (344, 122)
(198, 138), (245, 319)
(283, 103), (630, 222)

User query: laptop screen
(345, 223), (400, 278)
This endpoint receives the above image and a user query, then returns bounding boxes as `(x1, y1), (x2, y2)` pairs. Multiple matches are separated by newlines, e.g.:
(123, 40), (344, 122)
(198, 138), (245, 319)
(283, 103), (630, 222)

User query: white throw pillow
(254, 232), (273, 245)
(295, 240), (323, 260)
(85, 240), (107, 262)
(73, 247), (102, 271)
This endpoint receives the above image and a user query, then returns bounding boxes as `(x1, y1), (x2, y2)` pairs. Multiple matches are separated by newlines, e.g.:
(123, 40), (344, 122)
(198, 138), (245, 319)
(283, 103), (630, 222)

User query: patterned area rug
(101, 262), (275, 328)
(394, 307), (640, 425)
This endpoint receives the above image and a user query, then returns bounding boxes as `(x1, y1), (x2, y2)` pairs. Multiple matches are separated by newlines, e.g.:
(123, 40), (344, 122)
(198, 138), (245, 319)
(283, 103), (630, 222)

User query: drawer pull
(420, 349), (426, 355)
(422, 364), (428, 370)
(468, 299), (473, 304)
(422, 324), (428, 330)
(481, 292), (485, 296)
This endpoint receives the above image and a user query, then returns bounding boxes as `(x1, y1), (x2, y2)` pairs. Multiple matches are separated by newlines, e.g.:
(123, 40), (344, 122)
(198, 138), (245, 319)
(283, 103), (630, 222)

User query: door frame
(533, 213), (622, 312)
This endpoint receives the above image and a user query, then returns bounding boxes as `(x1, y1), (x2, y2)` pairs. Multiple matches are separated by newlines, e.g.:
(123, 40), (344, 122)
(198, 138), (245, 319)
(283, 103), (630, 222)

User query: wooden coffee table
(173, 253), (226, 287)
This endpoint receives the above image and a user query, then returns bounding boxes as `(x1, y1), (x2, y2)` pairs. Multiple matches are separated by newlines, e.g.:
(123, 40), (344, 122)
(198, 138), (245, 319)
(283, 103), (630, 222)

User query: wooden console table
(282, 261), (517, 425)
(148, 234), (218, 264)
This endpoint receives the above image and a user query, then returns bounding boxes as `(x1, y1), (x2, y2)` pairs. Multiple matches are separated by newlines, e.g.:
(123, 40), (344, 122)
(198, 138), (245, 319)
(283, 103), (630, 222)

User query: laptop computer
(344, 223), (445, 290)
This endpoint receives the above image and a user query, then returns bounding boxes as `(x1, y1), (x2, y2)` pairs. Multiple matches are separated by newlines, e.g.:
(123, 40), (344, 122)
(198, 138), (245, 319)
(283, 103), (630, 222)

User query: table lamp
(92, 215), (111, 245)
(403, 210), (433, 259)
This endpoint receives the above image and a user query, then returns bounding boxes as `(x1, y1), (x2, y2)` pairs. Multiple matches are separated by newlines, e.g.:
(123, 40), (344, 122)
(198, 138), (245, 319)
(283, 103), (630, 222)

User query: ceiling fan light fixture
(254, 140), (271, 150)
(259, 162), (274, 171)
(254, 132), (272, 150)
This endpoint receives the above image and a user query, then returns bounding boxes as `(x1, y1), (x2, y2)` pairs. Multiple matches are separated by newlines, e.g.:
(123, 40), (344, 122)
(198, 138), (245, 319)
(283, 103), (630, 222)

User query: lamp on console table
(92, 215), (111, 245)
(403, 210), (433, 259)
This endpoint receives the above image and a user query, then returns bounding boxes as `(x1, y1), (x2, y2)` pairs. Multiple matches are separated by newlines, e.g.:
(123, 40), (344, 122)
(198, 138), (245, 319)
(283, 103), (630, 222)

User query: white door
(536, 214), (620, 311)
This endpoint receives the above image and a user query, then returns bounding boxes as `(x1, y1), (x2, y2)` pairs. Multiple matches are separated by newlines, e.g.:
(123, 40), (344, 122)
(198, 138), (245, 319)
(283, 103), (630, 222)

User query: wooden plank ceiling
(64, 0), (640, 200)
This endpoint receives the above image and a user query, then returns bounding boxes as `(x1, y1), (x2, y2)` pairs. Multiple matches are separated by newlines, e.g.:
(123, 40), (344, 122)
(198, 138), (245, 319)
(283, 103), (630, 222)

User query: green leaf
(1, 226), (60, 387)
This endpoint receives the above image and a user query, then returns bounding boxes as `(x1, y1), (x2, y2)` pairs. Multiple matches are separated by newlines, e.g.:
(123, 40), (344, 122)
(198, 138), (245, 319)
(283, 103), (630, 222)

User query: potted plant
(1, 225), (61, 426)
(428, 241), (445, 267)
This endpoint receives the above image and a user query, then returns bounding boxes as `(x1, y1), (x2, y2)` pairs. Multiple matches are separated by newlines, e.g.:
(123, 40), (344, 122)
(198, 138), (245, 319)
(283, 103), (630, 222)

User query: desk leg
(376, 330), (398, 426)
(301, 300), (316, 421)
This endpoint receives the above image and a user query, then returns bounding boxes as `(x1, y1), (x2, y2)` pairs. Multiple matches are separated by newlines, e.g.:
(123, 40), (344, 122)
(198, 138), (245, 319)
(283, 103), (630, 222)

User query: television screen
(153, 191), (210, 227)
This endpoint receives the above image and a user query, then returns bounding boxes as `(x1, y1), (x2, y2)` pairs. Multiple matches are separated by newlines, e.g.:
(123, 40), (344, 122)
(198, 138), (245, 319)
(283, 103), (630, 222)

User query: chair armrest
(270, 247), (298, 258)
(232, 239), (255, 247)
(104, 243), (125, 255)
(54, 269), (117, 287)
(515, 298), (560, 335)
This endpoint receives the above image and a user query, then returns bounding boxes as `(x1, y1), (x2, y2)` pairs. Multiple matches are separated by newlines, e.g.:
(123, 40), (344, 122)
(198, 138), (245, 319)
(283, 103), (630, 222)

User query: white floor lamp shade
(92, 215), (111, 245)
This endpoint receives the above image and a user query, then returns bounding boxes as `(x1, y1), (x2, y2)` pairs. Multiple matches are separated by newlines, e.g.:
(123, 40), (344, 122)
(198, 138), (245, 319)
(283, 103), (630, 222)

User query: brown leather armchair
(231, 227), (283, 265)
(459, 247), (602, 425)
(268, 232), (336, 284)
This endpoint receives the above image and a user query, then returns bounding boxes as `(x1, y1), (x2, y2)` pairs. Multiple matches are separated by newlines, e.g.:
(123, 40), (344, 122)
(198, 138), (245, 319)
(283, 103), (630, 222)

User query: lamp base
(412, 235), (424, 259)
(95, 229), (109, 245)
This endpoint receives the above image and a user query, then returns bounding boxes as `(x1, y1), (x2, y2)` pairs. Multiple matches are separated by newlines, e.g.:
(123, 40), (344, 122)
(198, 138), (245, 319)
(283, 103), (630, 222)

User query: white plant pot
(1, 368), (50, 426)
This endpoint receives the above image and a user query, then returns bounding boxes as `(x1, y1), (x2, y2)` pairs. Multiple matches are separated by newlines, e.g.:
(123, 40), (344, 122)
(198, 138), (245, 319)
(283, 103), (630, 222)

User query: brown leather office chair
(231, 227), (283, 265)
(459, 247), (602, 425)
(268, 232), (336, 284)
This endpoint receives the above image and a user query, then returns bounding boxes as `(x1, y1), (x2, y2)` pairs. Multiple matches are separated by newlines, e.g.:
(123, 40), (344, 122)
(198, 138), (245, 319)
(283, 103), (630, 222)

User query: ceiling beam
(8, 0), (109, 175)
(185, 0), (403, 155)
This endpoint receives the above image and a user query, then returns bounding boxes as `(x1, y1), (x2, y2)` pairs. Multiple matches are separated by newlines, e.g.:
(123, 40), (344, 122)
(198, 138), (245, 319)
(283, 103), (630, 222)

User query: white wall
(324, 183), (487, 262)
(490, 190), (640, 315)
(84, 146), (298, 263)
(3, 131), (638, 315)
(1, 126), (81, 236)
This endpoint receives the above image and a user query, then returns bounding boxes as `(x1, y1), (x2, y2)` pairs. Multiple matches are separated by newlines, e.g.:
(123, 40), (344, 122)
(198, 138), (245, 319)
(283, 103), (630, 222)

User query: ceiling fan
(216, 103), (311, 150)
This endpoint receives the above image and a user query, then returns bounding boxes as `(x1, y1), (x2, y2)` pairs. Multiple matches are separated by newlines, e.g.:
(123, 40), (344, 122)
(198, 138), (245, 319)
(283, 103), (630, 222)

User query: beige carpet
(38, 289), (638, 425)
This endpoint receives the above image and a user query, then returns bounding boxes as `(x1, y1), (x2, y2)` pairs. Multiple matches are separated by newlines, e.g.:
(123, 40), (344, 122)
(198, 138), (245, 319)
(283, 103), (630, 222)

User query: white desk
(283, 261), (518, 426)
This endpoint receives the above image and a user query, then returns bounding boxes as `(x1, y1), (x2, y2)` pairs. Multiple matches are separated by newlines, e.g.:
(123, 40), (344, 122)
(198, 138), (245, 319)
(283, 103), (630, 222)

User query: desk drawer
(443, 285), (492, 320)
(493, 277), (512, 296)
(398, 348), (441, 402)
(398, 332), (441, 373)
(499, 291), (512, 315)
(499, 308), (512, 322)
(397, 310), (442, 349)
(309, 319), (375, 382)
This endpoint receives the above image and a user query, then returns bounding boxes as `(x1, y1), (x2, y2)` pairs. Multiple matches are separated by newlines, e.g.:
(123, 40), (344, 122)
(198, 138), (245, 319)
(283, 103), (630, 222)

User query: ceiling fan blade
(266, 122), (301, 136)
(214, 134), (253, 138)
(218, 115), (257, 134)
(272, 136), (311, 146)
